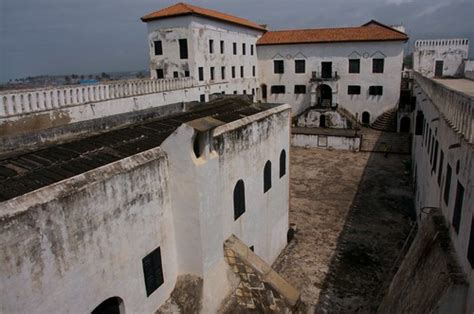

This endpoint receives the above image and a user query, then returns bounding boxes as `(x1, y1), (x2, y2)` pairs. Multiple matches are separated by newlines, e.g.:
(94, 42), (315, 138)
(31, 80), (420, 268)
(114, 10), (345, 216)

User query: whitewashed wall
(413, 39), (469, 78)
(0, 148), (178, 314)
(257, 41), (405, 120)
(412, 80), (473, 314)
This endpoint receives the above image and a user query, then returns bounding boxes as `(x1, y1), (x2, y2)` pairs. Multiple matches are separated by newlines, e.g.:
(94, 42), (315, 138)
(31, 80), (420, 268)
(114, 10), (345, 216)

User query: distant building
(413, 38), (469, 78)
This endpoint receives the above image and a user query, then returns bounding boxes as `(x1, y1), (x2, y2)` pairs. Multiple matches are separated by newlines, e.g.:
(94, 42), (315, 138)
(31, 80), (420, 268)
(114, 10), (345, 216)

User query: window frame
(348, 85), (361, 95)
(294, 85), (306, 94)
(271, 85), (285, 94)
(295, 60), (305, 74)
(369, 86), (383, 96)
(372, 58), (384, 73)
(178, 39), (188, 59)
(154, 40), (163, 56)
(274, 60), (284, 74)
(349, 59), (360, 74)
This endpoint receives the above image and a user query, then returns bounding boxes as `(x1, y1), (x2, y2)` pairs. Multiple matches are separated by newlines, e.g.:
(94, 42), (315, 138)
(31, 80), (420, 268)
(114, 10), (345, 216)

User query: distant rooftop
(0, 98), (277, 202)
(433, 78), (474, 97)
(257, 20), (408, 46)
(141, 2), (266, 31)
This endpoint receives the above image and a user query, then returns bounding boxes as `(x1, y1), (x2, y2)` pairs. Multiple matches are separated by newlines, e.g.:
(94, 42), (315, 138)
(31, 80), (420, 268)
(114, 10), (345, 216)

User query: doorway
(400, 116), (411, 133)
(261, 84), (267, 100)
(320, 114), (326, 128)
(435, 61), (443, 77)
(362, 111), (370, 125)
(316, 84), (332, 107)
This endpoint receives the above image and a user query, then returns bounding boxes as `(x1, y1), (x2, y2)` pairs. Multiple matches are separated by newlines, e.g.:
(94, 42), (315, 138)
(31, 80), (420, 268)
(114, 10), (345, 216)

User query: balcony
(310, 71), (340, 82)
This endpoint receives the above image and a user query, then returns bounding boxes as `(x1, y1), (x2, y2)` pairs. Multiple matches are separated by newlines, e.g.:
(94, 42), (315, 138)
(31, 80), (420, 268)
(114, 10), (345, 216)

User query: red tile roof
(257, 20), (408, 45)
(141, 2), (266, 32)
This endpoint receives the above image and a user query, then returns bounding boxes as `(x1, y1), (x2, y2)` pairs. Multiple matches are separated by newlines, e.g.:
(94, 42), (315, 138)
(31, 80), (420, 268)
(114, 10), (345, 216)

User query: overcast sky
(1, 0), (473, 82)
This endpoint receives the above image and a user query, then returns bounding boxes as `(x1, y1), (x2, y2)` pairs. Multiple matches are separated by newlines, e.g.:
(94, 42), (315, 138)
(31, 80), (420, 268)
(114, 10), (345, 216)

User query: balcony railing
(310, 71), (340, 82)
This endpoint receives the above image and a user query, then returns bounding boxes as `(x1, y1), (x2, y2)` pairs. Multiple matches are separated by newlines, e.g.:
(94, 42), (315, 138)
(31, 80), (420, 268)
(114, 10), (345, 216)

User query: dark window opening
(154, 40), (163, 56)
(252, 66), (256, 77)
(321, 62), (332, 78)
(362, 111), (370, 124)
(280, 150), (286, 178)
(295, 60), (305, 73)
(320, 114), (326, 128)
(231, 66), (236, 78)
(142, 247), (164, 297)
(430, 136), (435, 165)
(264, 161), (272, 193)
(348, 85), (361, 95)
(198, 67), (204, 81)
(294, 85), (306, 94)
(173, 71), (179, 78)
(369, 86), (383, 96)
(274, 60), (284, 74)
(242, 43), (246, 55)
(193, 131), (205, 158)
(92, 297), (123, 314)
(415, 111), (424, 135)
(156, 69), (164, 79)
(200, 94), (205, 102)
(435, 60), (444, 77)
(233, 42), (237, 55)
(233, 90), (237, 94)
(243, 90), (247, 94)
(179, 39), (188, 59)
(184, 70), (190, 77)
(261, 84), (267, 99)
(400, 116), (411, 133)
(251, 44), (254, 55)
(373, 58), (384, 73)
(452, 182), (465, 234)
(209, 39), (214, 54)
(467, 216), (474, 268)
(234, 180), (245, 220)
(220, 40), (224, 53)
(444, 164), (452, 206)
(438, 150), (444, 186)
(349, 59), (360, 73)
(240, 66), (244, 78)
(210, 67), (215, 81)
(249, 245), (254, 252)
(271, 85), (285, 94)
(432, 140), (439, 172)
(221, 67), (225, 80)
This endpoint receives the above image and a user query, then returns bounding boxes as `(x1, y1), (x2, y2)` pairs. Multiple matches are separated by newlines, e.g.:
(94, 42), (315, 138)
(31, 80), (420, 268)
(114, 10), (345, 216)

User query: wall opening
(264, 161), (272, 193)
(452, 182), (465, 234)
(435, 60), (444, 77)
(316, 84), (332, 107)
(261, 84), (267, 100)
(234, 180), (246, 220)
(400, 116), (411, 133)
(193, 131), (206, 159)
(142, 247), (164, 297)
(362, 111), (370, 125)
(320, 114), (327, 128)
(415, 111), (424, 135)
(91, 297), (124, 314)
(279, 149), (286, 178)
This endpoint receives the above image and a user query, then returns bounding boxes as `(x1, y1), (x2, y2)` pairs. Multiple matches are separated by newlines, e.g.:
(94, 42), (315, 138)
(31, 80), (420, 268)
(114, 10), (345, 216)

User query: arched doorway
(92, 297), (124, 314)
(400, 116), (411, 133)
(316, 84), (332, 108)
(320, 114), (326, 128)
(362, 111), (370, 125)
(261, 84), (267, 101)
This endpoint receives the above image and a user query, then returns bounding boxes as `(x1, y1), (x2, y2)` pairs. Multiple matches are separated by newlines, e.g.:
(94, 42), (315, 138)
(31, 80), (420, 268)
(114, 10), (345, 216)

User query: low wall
(378, 208), (468, 313)
(291, 130), (360, 151)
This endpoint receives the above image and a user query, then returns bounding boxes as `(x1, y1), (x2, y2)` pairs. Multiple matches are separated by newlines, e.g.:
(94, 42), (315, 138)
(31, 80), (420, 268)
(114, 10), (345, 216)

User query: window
(184, 70), (190, 77)
(142, 247), (164, 297)
(373, 58), (384, 73)
(349, 59), (360, 73)
(294, 85), (306, 94)
(232, 66), (236, 78)
(415, 111), (424, 135)
(198, 67), (204, 81)
(200, 94), (205, 102)
(274, 60), (284, 74)
(240, 66), (244, 78)
(252, 66), (256, 77)
(156, 69), (164, 79)
(438, 150), (444, 186)
(430, 136), (435, 165)
(92, 297), (123, 314)
(279, 150), (286, 178)
(243, 90), (247, 94)
(264, 161), (272, 193)
(242, 43), (246, 55)
(234, 180), (245, 220)
(233, 42), (237, 55)
(179, 39), (188, 59)
(210, 67), (215, 80)
(468, 216), (474, 268)
(348, 85), (361, 95)
(154, 40), (163, 55)
(173, 71), (179, 78)
(444, 164), (452, 206)
(452, 182), (465, 234)
(221, 67), (226, 80)
(271, 85), (285, 94)
(251, 44), (254, 55)
(209, 39), (214, 54)
(220, 40), (224, 54)
(432, 140), (439, 172)
(233, 90), (237, 94)
(295, 60), (305, 73)
(369, 86), (383, 95)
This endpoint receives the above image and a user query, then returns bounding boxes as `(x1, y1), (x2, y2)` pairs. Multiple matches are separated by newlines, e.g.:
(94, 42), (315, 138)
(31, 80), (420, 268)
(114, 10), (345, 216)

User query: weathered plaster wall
(0, 148), (179, 313)
(291, 133), (360, 151)
(412, 80), (473, 313)
(413, 39), (469, 78)
(257, 41), (405, 119)
(465, 60), (474, 80)
(160, 104), (291, 313)
(296, 109), (349, 128)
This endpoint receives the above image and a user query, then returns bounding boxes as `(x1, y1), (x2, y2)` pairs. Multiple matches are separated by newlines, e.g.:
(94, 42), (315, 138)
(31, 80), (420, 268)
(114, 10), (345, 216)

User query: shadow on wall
(314, 131), (416, 312)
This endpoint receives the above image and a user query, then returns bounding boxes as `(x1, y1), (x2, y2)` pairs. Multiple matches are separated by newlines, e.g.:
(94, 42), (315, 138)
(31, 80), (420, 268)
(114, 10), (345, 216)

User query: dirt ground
(273, 147), (415, 313)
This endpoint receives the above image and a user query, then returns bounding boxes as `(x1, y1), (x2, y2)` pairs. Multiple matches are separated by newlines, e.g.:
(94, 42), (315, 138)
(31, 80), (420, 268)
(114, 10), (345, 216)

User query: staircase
(371, 109), (397, 132)
(360, 128), (412, 154)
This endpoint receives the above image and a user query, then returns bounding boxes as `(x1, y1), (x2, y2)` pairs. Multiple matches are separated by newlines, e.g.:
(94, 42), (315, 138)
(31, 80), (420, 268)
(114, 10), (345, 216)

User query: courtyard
(273, 147), (415, 312)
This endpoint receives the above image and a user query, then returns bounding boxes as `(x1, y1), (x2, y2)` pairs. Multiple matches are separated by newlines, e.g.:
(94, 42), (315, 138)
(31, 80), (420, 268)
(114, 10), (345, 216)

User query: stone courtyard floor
(273, 147), (415, 312)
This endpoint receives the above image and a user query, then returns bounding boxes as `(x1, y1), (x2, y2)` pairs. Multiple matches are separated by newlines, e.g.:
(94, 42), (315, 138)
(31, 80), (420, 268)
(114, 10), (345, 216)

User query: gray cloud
(1, 0), (472, 82)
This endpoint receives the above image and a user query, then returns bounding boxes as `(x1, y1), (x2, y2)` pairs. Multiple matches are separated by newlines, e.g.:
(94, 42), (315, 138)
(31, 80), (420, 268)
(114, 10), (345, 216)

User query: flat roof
(0, 98), (277, 202)
(433, 78), (474, 97)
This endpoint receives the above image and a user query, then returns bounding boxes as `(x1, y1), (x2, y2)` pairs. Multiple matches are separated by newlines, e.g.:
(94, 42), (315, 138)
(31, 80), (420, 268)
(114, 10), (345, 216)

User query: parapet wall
(414, 72), (473, 144)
